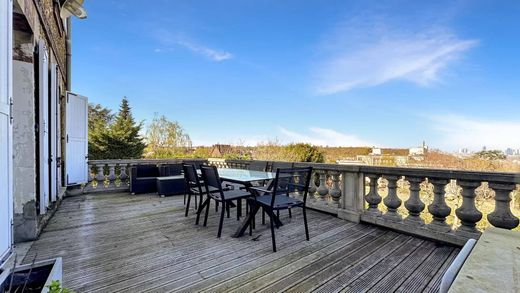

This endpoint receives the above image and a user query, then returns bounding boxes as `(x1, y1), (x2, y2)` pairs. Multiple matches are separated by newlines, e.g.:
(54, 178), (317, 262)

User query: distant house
(210, 144), (234, 157)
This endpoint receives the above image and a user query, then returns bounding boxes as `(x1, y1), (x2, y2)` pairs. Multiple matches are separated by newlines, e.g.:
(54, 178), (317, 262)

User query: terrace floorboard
(22, 192), (459, 292)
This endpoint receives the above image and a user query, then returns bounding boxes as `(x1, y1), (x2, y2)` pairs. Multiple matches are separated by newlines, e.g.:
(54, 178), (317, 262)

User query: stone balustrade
(86, 158), (520, 246)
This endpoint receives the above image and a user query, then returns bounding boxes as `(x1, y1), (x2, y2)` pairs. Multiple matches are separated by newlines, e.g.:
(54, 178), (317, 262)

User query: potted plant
(0, 256), (64, 292)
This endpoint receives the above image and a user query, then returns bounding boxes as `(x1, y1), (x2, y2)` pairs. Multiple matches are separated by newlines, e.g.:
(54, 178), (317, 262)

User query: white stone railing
(86, 158), (520, 246)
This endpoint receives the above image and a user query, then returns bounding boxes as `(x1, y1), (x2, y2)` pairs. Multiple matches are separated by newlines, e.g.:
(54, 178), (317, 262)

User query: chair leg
(217, 202), (226, 238)
(269, 211), (277, 252)
(303, 206), (309, 241)
(185, 193), (191, 217)
(289, 208), (292, 218)
(196, 197), (209, 225)
(194, 194), (198, 209)
(237, 199), (242, 221)
(226, 202), (230, 218)
(262, 208), (265, 225)
(203, 199), (211, 227)
(216, 201), (219, 212)
(277, 210), (280, 219)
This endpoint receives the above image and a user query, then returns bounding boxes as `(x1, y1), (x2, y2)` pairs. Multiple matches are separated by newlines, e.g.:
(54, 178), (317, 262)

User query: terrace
(18, 158), (520, 291)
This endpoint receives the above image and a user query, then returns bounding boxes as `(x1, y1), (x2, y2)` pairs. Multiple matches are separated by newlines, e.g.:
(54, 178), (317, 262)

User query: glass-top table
(216, 168), (276, 184)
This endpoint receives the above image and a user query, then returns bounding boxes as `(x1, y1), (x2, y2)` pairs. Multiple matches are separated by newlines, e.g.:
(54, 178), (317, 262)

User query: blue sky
(73, 0), (520, 151)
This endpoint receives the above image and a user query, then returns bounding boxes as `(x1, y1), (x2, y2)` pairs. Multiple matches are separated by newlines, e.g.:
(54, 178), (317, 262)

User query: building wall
(12, 0), (67, 242)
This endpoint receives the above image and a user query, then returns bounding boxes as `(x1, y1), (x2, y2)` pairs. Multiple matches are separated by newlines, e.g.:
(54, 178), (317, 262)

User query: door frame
(38, 41), (49, 214)
(0, 0), (13, 264)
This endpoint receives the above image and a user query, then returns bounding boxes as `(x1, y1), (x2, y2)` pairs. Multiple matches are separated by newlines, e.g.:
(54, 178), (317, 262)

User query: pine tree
(88, 103), (113, 160)
(106, 97), (146, 159)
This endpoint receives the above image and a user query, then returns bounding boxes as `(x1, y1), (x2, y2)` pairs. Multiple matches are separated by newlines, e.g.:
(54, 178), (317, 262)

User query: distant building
(210, 144), (234, 157)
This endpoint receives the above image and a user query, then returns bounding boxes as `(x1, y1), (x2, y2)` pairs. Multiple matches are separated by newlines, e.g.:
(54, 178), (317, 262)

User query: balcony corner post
(338, 171), (364, 223)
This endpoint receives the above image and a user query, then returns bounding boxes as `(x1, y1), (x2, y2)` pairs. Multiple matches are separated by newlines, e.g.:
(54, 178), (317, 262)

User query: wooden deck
(22, 193), (459, 292)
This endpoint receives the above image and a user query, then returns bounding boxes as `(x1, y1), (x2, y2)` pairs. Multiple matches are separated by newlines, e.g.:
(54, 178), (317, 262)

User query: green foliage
(47, 280), (73, 293)
(283, 143), (325, 163)
(223, 152), (252, 160)
(474, 150), (506, 160)
(144, 114), (192, 158)
(88, 103), (113, 160)
(88, 97), (146, 159)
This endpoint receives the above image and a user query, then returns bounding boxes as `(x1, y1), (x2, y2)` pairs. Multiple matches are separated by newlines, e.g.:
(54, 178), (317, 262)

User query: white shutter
(50, 63), (58, 201)
(38, 41), (49, 214)
(0, 0), (13, 263)
(66, 92), (88, 185)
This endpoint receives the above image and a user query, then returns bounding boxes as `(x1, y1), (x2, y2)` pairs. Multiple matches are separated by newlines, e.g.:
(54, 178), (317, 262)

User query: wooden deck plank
(340, 238), (425, 293)
(20, 192), (458, 292)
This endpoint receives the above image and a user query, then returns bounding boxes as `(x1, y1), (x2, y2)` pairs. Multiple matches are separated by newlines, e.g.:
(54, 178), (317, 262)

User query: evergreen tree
(106, 97), (146, 159)
(88, 103), (113, 160)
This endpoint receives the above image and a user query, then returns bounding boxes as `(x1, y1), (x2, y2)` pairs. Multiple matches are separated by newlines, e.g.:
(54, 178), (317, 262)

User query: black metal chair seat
(211, 189), (251, 202)
(253, 194), (303, 210)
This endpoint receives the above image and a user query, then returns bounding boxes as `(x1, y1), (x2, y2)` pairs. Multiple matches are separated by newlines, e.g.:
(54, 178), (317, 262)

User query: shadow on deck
(21, 193), (459, 292)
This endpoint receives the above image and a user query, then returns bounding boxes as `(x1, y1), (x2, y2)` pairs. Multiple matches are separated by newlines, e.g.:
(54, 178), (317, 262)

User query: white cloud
(279, 127), (374, 147)
(175, 39), (233, 62)
(314, 19), (478, 95)
(154, 30), (233, 62)
(429, 114), (520, 150)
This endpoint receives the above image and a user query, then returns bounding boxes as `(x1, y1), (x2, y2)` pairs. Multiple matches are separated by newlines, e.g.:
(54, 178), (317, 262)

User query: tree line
(88, 97), (192, 160)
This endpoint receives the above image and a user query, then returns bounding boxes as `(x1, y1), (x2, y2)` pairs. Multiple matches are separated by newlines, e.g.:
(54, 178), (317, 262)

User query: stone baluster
(428, 179), (451, 231)
(119, 164), (128, 181)
(455, 180), (482, 234)
(383, 175), (401, 220)
(365, 174), (382, 214)
(404, 177), (425, 222)
(488, 183), (519, 229)
(88, 164), (95, 182)
(308, 170), (317, 199)
(317, 170), (329, 200)
(329, 172), (342, 204)
(107, 164), (117, 188)
(95, 164), (106, 188)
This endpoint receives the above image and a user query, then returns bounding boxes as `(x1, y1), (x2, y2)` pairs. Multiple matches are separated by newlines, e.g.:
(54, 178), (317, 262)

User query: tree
(474, 150), (506, 161)
(105, 97), (146, 159)
(144, 114), (192, 158)
(283, 143), (325, 163)
(88, 103), (113, 160)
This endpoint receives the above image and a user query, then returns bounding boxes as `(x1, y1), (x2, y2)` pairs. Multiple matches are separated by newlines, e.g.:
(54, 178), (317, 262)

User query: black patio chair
(249, 167), (313, 252)
(249, 161), (268, 172)
(182, 163), (204, 217)
(197, 165), (253, 238)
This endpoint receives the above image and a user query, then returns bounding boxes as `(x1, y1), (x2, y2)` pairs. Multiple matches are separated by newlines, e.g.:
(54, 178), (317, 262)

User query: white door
(0, 0), (13, 262)
(66, 92), (88, 185)
(38, 41), (49, 214)
(50, 63), (58, 201)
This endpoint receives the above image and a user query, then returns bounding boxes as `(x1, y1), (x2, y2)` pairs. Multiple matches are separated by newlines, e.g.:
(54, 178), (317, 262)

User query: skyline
(72, 0), (520, 151)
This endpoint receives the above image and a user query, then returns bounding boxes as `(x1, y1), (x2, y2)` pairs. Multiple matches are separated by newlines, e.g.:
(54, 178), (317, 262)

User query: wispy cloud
(428, 114), (520, 150)
(154, 30), (233, 62)
(314, 15), (478, 95)
(279, 127), (374, 147)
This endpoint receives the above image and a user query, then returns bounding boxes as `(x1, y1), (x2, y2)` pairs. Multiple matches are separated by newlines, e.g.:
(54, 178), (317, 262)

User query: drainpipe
(66, 17), (72, 91)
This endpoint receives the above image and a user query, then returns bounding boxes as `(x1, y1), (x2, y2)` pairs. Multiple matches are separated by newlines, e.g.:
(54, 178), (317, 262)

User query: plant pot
(0, 257), (62, 293)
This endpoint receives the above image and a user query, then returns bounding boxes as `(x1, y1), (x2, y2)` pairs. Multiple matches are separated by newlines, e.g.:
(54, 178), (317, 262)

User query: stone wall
(12, 0), (68, 242)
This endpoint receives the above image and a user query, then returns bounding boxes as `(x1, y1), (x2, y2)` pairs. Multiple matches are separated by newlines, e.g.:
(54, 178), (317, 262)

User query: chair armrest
(249, 187), (273, 194)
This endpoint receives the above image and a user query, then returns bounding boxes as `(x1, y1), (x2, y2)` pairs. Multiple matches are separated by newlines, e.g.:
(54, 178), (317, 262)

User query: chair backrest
(270, 167), (313, 207)
(200, 165), (225, 200)
(270, 161), (294, 172)
(182, 163), (202, 194)
(249, 161), (267, 172)
(184, 160), (207, 169)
